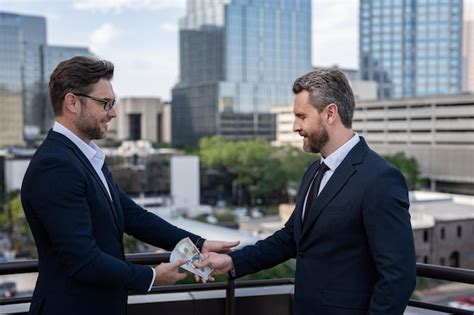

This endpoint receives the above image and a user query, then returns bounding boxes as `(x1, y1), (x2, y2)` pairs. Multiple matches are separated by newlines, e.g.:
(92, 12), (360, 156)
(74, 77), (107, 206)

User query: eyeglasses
(74, 93), (116, 111)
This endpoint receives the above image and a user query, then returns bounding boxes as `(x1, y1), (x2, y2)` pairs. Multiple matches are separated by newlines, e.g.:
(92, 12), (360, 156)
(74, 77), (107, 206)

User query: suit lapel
(300, 138), (369, 241)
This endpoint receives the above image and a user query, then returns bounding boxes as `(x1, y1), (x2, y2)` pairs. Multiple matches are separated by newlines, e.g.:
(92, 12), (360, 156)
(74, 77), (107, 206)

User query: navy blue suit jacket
(229, 138), (416, 315)
(21, 130), (201, 315)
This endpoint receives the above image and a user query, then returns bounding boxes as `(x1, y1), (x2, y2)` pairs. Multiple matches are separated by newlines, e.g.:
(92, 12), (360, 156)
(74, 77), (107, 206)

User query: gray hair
(292, 69), (355, 128)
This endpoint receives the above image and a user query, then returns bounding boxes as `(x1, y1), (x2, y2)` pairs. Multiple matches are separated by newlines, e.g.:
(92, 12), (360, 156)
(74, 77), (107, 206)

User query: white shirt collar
(321, 133), (360, 171)
(52, 121), (104, 163)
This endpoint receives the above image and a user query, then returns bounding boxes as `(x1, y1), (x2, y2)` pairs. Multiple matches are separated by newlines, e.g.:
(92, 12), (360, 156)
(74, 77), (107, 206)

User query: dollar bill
(170, 237), (213, 280)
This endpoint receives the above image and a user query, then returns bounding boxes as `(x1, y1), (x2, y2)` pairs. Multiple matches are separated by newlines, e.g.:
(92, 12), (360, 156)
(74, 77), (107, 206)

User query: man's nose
(292, 120), (300, 132)
(108, 106), (117, 118)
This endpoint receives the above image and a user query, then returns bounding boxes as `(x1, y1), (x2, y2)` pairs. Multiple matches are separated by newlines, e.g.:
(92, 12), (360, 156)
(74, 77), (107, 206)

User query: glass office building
(0, 12), (46, 144)
(0, 12), (91, 144)
(172, 0), (312, 146)
(0, 13), (25, 146)
(360, 0), (464, 99)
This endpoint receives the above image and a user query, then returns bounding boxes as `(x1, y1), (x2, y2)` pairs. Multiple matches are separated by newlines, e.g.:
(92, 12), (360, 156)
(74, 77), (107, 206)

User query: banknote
(170, 237), (213, 280)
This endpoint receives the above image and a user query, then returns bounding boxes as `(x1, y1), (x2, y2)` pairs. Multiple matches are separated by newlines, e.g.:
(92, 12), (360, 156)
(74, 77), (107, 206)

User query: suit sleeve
(362, 166), (416, 314)
(117, 187), (201, 251)
(229, 209), (297, 277)
(23, 158), (153, 293)
(228, 161), (318, 278)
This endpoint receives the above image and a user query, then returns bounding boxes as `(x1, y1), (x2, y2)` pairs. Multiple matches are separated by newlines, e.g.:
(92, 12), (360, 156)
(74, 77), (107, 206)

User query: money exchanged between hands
(170, 237), (214, 281)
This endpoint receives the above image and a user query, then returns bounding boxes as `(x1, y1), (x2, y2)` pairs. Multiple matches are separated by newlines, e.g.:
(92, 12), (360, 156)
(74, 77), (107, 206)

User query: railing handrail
(0, 252), (171, 275)
(1, 254), (473, 314)
(416, 262), (474, 284)
(1, 255), (473, 284)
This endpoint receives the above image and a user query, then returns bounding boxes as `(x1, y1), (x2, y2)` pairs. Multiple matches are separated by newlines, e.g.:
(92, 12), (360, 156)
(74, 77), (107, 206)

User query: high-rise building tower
(0, 12), (45, 146)
(0, 12), (91, 145)
(464, 3), (474, 93)
(172, 0), (312, 146)
(360, 0), (464, 99)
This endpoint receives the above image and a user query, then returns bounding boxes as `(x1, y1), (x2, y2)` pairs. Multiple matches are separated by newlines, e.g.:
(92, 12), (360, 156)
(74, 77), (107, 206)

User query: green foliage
(152, 142), (173, 149)
(277, 146), (317, 199)
(215, 211), (236, 223)
(0, 193), (36, 257)
(183, 144), (199, 155)
(123, 234), (140, 253)
(384, 152), (422, 190)
(199, 136), (315, 205)
(239, 261), (295, 280)
(177, 261), (295, 285)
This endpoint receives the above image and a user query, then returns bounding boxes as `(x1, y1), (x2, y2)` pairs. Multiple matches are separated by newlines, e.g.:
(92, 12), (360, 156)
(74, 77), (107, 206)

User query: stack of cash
(170, 237), (213, 281)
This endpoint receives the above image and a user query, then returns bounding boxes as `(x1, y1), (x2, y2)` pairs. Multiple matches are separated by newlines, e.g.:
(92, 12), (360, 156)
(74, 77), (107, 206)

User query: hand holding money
(170, 238), (214, 281)
(154, 258), (188, 285)
(194, 252), (234, 276)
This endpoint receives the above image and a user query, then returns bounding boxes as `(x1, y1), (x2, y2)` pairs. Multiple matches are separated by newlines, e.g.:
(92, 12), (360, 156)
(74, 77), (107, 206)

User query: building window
(440, 257), (445, 265)
(423, 256), (429, 264)
(457, 226), (462, 238)
(440, 227), (445, 239)
(157, 113), (162, 143)
(128, 113), (141, 140)
(449, 251), (460, 268)
(423, 229), (429, 242)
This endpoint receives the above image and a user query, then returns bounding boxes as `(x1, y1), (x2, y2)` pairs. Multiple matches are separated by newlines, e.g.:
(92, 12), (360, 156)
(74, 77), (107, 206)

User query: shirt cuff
(148, 267), (156, 292)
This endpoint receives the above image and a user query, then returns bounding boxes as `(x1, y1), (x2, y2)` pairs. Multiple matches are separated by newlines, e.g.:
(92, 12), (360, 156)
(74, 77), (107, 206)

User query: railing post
(225, 278), (235, 315)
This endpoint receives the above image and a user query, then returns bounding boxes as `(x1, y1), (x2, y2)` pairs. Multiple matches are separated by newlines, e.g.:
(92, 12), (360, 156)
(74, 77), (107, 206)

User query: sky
(1, 0), (472, 100)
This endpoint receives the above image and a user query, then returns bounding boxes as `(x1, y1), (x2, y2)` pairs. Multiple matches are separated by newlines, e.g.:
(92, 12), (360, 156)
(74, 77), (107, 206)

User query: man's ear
(63, 92), (80, 114)
(325, 103), (338, 125)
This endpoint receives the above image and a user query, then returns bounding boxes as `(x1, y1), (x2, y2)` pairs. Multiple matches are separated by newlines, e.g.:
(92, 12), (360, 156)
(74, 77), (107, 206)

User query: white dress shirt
(52, 121), (156, 290)
(302, 133), (361, 220)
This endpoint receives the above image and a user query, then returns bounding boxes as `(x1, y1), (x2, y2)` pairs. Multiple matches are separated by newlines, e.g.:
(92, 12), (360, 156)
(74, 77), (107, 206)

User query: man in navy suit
(197, 69), (416, 314)
(21, 56), (238, 315)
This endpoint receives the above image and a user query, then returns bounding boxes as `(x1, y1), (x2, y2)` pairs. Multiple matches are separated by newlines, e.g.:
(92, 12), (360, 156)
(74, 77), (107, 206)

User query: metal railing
(0, 254), (473, 314)
(408, 263), (474, 315)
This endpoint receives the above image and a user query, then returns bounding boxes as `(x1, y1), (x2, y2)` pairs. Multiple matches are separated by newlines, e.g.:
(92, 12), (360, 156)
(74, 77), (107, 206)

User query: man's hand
(194, 252), (234, 276)
(154, 259), (188, 285)
(202, 240), (240, 254)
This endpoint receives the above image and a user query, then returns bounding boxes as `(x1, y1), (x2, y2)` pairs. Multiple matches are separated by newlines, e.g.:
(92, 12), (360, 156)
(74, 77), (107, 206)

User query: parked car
(0, 282), (16, 298)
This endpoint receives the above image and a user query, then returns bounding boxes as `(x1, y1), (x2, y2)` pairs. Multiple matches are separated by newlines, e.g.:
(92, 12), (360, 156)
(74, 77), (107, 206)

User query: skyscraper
(0, 12), (45, 146)
(464, 3), (474, 93)
(0, 12), (91, 145)
(172, 0), (312, 146)
(360, 0), (464, 99)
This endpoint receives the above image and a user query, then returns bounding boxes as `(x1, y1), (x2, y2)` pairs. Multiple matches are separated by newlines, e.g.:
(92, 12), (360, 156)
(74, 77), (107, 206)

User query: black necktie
(304, 162), (329, 222)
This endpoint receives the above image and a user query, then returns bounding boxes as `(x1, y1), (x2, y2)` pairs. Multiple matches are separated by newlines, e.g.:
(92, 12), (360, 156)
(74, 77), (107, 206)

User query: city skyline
(0, 0), (362, 100)
(172, 0), (313, 145)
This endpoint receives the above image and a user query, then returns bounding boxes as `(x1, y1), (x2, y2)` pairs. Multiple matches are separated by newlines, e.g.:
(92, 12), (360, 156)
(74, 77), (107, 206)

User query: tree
(199, 136), (315, 205)
(384, 152), (422, 190)
(277, 146), (317, 202)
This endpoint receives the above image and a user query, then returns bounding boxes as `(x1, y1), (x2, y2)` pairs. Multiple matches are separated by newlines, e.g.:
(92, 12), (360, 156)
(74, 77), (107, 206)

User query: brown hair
(49, 56), (114, 116)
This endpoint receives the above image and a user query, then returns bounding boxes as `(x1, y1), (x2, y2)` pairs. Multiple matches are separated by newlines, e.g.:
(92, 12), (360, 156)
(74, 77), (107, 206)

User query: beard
(76, 105), (107, 140)
(302, 125), (329, 154)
